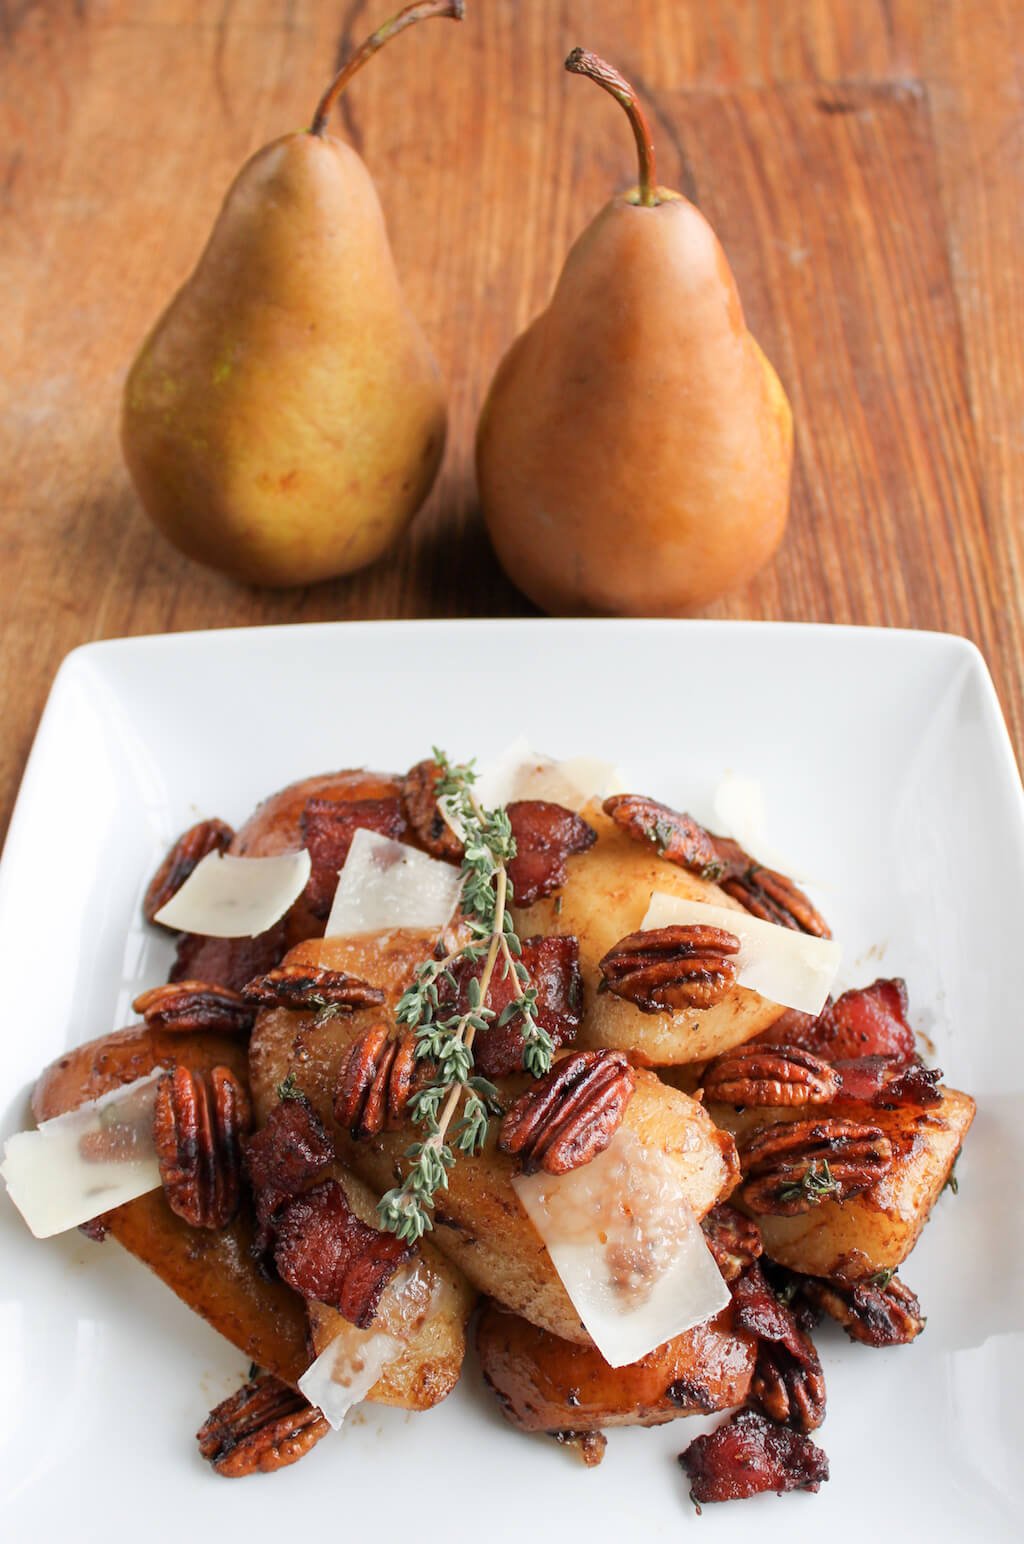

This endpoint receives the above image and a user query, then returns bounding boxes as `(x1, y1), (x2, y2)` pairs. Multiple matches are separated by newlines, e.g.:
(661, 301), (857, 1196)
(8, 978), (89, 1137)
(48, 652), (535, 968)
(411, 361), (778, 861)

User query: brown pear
(476, 49), (793, 616)
(121, 2), (462, 588)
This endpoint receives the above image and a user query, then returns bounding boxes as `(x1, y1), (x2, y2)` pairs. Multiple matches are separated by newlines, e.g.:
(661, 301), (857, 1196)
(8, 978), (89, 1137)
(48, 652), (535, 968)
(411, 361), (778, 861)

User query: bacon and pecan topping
(700, 1204), (764, 1283)
(800, 1271), (926, 1347)
(300, 796), (407, 917)
(244, 1095), (335, 1255)
(153, 1065), (252, 1230)
(441, 934), (583, 1077)
(144, 817), (234, 926)
(701, 1043), (840, 1108)
(242, 963), (385, 1013)
(132, 980), (255, 1036)
(758, 978), (916, 1063)
(603, 793), (830, 938)
(498, 1049), (636, 1175)
(274, 1178), (413, 1326)
(402, 759), (463, 859)
(506, 800), (597, 906)
(679, 1410), (829, 1504)
(170, 921), (289, 995)
(598, 925), (739, 1013)
(197, 1371), (329, 1478)
(739, 1117), (893, 1216)
(334, 1024), (425, 1141)
(733, 1263), (826, 1433)
(833, 1055), (943, 1108)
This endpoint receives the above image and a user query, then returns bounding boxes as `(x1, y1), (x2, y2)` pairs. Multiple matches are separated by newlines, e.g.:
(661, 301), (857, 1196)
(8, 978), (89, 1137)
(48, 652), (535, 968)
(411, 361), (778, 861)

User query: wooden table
(2, 2), (1021, 839)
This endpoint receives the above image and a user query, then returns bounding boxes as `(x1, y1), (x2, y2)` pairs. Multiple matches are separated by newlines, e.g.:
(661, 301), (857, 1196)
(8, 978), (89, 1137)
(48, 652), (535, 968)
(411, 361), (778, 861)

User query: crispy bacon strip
(834, 1055), (943, 1108)
(244, 1098), (335, 1255)
(679, 1410), (829, 1503)
(169, 921), (289, 994)
(300, 796), (407, 918)
(758, 978), (917, 1064)
(732, 1263), (825, 1432)
(442, 934), (584, 1076)
(506, 801), (597, 906)
(274, 1179), (413, 1327)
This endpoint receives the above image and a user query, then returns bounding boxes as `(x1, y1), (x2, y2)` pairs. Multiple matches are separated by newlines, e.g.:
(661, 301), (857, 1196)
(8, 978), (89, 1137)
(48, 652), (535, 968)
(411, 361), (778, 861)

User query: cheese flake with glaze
(298, 1264), (440, 1429)
(154, 849), (311, 938)
(324, 830), (462, 939)
(1, 1070), (164, 1238)
(513, 1128), (729, 1368)
(642, 890), (840, 1015)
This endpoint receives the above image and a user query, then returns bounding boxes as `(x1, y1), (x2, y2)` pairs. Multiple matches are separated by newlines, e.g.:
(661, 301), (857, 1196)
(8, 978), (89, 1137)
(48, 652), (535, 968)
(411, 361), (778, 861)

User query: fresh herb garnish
(276, 1073), (302, 1101)
(869, 1268), (895, 1289)
(942, 1157), (959, 1196)
(778, 1159), (842, 1207)
(377, 750), (552, 1243)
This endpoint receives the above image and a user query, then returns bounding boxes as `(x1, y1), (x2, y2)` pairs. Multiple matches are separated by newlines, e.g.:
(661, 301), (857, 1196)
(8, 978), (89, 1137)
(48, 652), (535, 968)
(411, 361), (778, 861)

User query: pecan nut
(598, 925), (739, 1013)
(401, 759), (463, 859)
(242, 963), (385, 1012)
(334, 1024), (424, 1141)
(153, 1064), (252, 1229)
(144, 818), (234, 925)
(132, 980), (255, 1036)
(603, 794), (830, 938)
(498, 1049), (636, 1175)
(739, 1118), (892, 1216)
(800, 1271), (926, 1347)
(700, 1203), (763, 1283)
(701, 1043), (840, 1108)
(604, 794), (724, 879)
(197, 1372), (329, 1478)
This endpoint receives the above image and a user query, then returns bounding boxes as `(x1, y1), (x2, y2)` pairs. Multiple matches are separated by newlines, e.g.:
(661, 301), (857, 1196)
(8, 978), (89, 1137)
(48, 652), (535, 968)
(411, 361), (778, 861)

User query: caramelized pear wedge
(32, 1023), (472, 1408)
(248, 934), (740, 1345)
(708, 1088), (975, 1280)
(475, 1298), (755, 1436)
(513, 804), (786, 1064)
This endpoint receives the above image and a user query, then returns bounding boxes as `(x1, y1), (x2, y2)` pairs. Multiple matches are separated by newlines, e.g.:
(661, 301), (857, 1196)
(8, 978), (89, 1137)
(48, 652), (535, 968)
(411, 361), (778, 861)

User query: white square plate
(1, 620), (1021, 1541)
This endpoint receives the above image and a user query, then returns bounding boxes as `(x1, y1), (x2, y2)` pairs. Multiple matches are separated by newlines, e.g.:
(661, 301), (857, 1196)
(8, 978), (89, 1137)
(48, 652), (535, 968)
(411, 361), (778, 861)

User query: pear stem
(565, 47), (658, 207)
(310, 0), (464, 137)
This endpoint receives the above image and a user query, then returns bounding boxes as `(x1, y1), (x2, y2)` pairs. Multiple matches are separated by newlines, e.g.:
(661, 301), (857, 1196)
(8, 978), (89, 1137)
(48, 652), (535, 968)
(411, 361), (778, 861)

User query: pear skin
(122, 5), (460, 587)
(476, 52), (793, 616)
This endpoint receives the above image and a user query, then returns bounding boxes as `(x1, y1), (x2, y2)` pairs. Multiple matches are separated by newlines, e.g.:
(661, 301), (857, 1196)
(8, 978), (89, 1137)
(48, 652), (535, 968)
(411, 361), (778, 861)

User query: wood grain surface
(1, 1), (1021, 841)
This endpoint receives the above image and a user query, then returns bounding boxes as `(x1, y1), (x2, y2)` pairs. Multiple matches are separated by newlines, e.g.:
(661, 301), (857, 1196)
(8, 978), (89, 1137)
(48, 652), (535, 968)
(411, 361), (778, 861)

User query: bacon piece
(732, 1263), (825, 1432)
(169, 921), (288, 994)
(758, 978), (916, 1064)
(300, 796), (407, 919)
(679, 1410), (829, 1503)
(442, 935), (584, 1077)
(506, 801), (596, 906)
(244, 1098), (335, 1255)
(834, 1056), (943, 1108)
(273, 1179), (412, 1327)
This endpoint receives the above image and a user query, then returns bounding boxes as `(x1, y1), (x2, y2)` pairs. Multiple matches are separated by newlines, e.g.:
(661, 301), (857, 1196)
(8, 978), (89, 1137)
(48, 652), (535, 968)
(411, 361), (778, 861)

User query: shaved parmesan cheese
(643, 891), (840, 1015)
(712, 772), (806, 880)
(154, 849), (311, 938)
(1, 1070), (164, 1238)
(441, 738), (622, 839)
(299, 1264), (439, 1429)
(325, 830), (462, 939)
(514, 1129), (729, 1367)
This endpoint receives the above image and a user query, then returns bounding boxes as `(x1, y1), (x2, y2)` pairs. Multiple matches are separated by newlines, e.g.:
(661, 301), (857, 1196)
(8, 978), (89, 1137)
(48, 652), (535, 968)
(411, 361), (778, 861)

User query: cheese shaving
(298, 1264), (440, 1429)
(513, 1129), (729, 1367)
(153, 849), (311, 938)
(1, 1070), (164, 1238)
(643, 891), (840, 1014)
(324, 830), (462, 939)
(442, 738), (622, 838)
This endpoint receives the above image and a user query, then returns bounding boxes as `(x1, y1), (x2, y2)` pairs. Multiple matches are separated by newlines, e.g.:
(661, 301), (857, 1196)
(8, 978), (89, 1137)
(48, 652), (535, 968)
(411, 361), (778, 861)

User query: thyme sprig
(377, 751), (554, 1243)
(778, 1159), (842, 1207)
